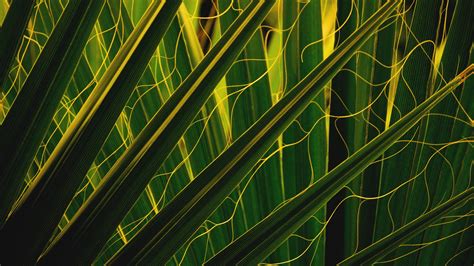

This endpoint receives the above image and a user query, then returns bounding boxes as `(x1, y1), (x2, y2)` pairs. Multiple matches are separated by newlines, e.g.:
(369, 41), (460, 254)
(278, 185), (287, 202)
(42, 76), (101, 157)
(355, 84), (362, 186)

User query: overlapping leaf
(208, 64), (473, 265)
(0, 1), (179, 264)
(339, 187), (474, 265)
(108, 1), (399, 264)
(40, 1), (276, 264)
(0, 0), (35, 88)
(0, 0), (105, 227)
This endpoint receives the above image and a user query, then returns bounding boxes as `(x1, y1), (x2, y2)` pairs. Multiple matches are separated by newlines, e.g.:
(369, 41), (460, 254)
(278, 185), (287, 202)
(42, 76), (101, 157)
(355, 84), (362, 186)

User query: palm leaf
(0, 0), (105, 226)
(217, 0), (287, 262)
(407, 0), (474, 263)
(39, 1), (276, 264)
(108, 1), (399, 264)
(0, 1), (179, 263)
(207, 64), (473, 265)
(0, 0), (470, 264)
(374, 0), (473, 263)
(338, 187), (474, 265)
(373, 0), (443, 244)
(0, 0), (35, 88)
(281, 0), (326, 263)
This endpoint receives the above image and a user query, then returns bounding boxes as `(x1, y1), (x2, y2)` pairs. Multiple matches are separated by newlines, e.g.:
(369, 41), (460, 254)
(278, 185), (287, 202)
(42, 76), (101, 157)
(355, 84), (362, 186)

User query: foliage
(0, 0), (472, 265)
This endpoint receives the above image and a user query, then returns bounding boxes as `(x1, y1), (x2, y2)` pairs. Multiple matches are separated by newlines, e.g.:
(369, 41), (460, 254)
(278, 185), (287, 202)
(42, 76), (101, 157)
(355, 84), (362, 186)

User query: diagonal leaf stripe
(0, 0), (105, 226)
(108, 1), (400, 264)
(207, 64), (473, 265)
(0, 0), (470, 264)
(217, 0), (287, 262)
(0, 0), (35, 89)
(39, 0), (276, 264)
(0, 0), (179, 264)
(338, 187), (474, 265)
(281, 0), (327, 263)
(404, 1), (474, 263)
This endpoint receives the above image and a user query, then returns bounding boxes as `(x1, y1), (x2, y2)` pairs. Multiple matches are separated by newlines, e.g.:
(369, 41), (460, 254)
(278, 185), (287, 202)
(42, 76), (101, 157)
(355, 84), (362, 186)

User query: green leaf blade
(280, 0), (327, 263)
(0, 0), (35, 89)
(40, 1), (276, 264)
(0, 0), (105, 226)
(207, 63), (473, 265)
(338, 187), (474, 265)
(217, 0), (287, 262)
(107, 1), (399, 265)
(373, 0), (444, 249)
(0, 1), (180, 264)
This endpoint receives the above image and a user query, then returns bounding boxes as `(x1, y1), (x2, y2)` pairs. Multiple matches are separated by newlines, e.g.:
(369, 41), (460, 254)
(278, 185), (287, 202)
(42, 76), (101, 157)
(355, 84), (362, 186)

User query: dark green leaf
(217, 0), (287, 262)
(39, 1), (276, 264)
(0, 0), (104, 226)
(338, 187), (474, 265)
(0, 0), (35, 89)
(281, 0), (326, 263)
(108, 1), (399, 265)
(0, 1), (180, 264)
(207, 63), (473, 265)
